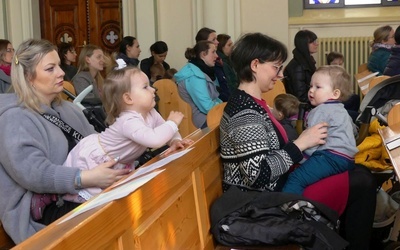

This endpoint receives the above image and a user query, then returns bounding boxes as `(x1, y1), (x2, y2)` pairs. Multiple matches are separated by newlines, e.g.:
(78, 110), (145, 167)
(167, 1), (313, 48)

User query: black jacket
(140, 56), (170, 79)
(384, 46), (400, 77)
(210, 186), (348, 250)
(283, 50), (316, 103)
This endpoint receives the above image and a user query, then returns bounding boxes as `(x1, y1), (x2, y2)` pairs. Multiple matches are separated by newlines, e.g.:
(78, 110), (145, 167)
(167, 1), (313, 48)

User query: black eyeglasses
(272, 64), (284, 76)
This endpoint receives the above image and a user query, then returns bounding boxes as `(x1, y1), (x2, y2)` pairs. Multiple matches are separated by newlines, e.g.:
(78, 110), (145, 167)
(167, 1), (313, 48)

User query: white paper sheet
(58, 170), (163, 224)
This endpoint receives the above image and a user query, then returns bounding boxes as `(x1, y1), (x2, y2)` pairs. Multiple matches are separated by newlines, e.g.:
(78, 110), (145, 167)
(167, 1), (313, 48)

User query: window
(304, 0), (400, 9)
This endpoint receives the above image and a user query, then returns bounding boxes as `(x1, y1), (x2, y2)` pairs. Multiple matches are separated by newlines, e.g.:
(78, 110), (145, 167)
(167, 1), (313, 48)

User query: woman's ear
(250, 59), (259, 72)
(85, 55), (91, 65)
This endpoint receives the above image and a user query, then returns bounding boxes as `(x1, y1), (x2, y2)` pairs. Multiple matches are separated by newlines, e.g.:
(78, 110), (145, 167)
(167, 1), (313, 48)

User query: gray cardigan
(0, 94), (95, 243)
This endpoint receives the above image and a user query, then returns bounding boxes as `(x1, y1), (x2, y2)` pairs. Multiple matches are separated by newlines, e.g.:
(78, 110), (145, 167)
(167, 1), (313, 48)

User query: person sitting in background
(282, 65), (358, 195)
(0, 39), (130, 243)
(367, 25), (395, 75)
(283, 30), (318, 103)
(384, 25), (400, 76)
(116, 36), (141, 67)
(326, 51), (344, 66)
(57, 42), (78, 81)
(72, 44), (104, 101)
(217, 34), (238, 94)
(0, 39), (14, 93)
(196, 27), (230, 101)
(175, 41), (222, 128)
(149, 63), (166, 85)
(140, 41), (170, 79)
(326, 51), (360, 120)
(272, 93), (300, 141)
(63, 67), (192, 203)
(164, 68), (178, 80)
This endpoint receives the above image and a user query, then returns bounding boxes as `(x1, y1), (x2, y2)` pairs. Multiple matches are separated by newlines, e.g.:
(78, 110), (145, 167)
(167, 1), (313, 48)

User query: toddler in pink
(63, 67), (192, 203)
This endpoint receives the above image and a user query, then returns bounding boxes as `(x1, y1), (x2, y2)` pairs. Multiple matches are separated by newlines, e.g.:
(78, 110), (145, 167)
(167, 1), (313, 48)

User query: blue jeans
(282, 150), (355, 195)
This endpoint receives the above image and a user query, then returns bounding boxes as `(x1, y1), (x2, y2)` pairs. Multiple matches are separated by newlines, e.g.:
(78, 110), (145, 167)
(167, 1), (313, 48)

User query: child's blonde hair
(274, 93), (300, 118)
(102, 66), (142, 125)
(315, 65), (352, 102)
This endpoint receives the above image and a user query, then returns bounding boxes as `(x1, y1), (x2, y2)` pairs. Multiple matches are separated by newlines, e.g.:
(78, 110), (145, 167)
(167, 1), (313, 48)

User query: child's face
(127, 72), (156, 113)
(330, 58), (343, 67)
(308, 72), (339, 106)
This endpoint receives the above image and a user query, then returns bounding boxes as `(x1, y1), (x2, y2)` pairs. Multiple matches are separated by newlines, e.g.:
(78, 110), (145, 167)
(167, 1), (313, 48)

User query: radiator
(317, 36), (373, 95)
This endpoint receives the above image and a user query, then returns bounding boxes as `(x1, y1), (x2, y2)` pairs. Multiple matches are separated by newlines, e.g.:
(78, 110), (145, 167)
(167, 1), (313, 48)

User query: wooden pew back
(14, 127), (222, 249)
(153, 79), (197, 137)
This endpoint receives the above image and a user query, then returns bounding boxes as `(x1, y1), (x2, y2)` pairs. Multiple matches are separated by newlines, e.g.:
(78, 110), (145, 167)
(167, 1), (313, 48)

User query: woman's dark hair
(217, 34), (231, 52)
(326, 51), (343, 65)
(185, 41), (214, 60)
(119, 36), (136, 55)
(150, 41), (168, 54)
(57, 42), (74, 66)
(231, 33), (287, 83)
(294, 30), (317, 56)
(195, 27), (216, 42)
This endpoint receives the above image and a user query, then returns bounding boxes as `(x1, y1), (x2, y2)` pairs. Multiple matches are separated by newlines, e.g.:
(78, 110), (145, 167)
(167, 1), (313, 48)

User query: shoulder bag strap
(41, 113), (84, 142)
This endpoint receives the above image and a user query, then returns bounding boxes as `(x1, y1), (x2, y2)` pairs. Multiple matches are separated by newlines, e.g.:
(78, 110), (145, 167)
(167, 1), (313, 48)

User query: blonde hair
(273, 93), (300, 118)
(372, 25), (393, 45)
(11, 39), (61, 113)
(315, 65), (352, 102)
(102, 67), (142, 125)
(77, 44), (104, 93)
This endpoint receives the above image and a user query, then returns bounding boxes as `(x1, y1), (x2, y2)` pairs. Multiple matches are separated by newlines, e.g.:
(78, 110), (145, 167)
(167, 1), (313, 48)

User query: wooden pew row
(154, 79), (197, 138)
(13, 127), (220, 249)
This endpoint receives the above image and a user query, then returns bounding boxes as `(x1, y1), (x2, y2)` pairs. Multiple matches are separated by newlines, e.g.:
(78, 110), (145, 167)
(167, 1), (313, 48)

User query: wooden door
(39, 0), (122, 54)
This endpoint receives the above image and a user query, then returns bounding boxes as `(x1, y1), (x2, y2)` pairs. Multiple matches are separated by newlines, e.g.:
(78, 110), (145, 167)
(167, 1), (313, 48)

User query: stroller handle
(73, 85), (94, 110)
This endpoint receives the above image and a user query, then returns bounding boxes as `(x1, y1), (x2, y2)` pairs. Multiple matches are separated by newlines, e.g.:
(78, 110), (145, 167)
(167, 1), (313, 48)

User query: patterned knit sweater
(220, 90), (303, 192)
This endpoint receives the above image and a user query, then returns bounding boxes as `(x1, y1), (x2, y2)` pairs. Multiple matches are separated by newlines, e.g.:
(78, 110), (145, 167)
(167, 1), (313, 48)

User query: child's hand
(167, 111), (184, 126)
(162, 138), (194, 157)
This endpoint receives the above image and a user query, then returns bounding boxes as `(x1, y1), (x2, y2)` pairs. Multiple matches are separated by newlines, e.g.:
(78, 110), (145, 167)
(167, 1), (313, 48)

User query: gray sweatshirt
(0, 94), (95, 243)
(304, 101), (358, 158)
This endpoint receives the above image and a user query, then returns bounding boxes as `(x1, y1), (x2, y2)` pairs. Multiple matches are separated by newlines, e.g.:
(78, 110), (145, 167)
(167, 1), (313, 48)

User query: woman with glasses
(283, 29), (318, 103)
(0, 39), (14, 93)
(57, 42), (78, 81)
(368, 25), (395, 76)
(219, 32), (376, 249)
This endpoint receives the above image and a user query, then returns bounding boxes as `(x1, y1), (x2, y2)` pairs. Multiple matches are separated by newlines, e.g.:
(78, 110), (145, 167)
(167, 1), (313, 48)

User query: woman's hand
(293, 122), (328, 151)
(162, 138), (194, 157)
(80, 159), (131, 189)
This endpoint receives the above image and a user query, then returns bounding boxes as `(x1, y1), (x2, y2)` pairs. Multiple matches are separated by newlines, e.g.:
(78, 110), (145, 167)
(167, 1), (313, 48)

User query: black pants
(340, 164), (377, 250)
(38, 200), (81, 225)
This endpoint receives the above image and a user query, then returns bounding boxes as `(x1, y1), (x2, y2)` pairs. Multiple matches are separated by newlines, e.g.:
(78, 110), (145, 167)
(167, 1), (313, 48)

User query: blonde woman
(367, 25), (395, 75)
(72, 44), (105, 101)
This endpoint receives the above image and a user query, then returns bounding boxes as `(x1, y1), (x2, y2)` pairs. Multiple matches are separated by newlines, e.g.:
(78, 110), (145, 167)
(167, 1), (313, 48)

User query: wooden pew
(153, 79), (197, 137)
(13, 127), (223, 249)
